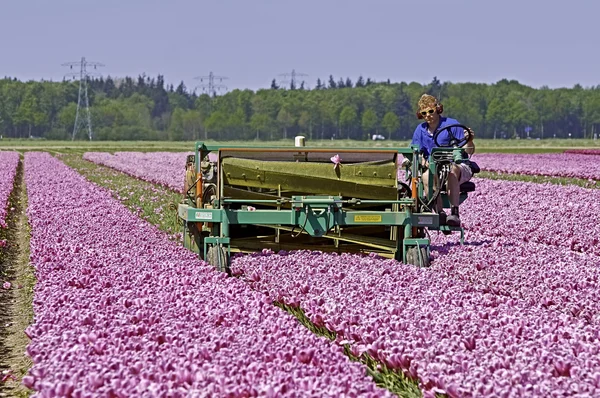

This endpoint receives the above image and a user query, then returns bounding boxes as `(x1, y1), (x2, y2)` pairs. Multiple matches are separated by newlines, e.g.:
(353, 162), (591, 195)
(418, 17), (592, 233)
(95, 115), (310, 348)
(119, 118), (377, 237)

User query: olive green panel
(221, 157), (398, 200)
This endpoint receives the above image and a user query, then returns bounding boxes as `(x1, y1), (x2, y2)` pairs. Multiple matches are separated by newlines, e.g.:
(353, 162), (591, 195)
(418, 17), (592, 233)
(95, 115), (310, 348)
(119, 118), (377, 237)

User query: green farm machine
(178, 126), (477, 270)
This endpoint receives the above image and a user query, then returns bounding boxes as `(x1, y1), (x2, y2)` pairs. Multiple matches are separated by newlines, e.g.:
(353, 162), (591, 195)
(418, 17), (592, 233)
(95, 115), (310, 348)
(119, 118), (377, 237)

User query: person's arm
(464, 128), (475, 155)
(410, 126), (420, 150)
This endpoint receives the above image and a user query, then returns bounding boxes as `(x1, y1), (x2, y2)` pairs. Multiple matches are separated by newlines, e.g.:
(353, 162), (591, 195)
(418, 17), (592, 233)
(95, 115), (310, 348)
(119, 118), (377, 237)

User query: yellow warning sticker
(354, 215), (382, 223)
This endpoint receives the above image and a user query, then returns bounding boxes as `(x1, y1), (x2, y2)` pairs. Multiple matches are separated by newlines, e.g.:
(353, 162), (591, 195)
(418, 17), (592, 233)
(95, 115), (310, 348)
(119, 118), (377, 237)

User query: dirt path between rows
(0, 159), (34, 397)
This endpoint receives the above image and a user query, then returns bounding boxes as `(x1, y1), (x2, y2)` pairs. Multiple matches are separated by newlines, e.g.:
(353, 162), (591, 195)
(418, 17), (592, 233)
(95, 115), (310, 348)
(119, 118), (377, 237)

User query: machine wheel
(397, 182), (412, 198)
(207, 245), (230, 273)
(406, 247), (430, 268)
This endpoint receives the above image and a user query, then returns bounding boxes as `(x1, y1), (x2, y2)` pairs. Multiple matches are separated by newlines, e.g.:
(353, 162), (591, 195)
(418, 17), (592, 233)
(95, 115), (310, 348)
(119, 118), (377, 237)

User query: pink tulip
(330, 154), (342, 169)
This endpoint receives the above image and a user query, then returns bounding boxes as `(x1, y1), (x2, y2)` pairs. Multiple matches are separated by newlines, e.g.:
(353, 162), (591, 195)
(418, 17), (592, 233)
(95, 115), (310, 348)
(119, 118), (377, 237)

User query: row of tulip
(0, 151), (19, 233)
(462, 178), (600, 256)
(563, 149), (600, 155)
(0, 151), (19, 231)
(83, 152), (191, 192)
(426, 179), (600, 325)
(473, 152), (600, 180)
(22, 152), (389, 397)
(231, 178), (600, 397)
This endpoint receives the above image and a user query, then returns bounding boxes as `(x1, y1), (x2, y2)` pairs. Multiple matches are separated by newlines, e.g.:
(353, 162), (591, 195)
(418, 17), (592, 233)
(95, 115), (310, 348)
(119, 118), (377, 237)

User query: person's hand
(464, 128), (475, 142)
(401, 158), (411, 168)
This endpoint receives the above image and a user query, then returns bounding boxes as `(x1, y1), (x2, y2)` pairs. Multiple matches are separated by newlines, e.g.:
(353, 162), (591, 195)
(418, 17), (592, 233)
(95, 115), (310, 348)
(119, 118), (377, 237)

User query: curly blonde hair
(417, 94), (438, 111)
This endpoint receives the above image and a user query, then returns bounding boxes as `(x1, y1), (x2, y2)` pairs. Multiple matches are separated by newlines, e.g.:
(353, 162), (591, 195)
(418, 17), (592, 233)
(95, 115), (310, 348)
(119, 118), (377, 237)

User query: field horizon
(1, 137), (599, 154)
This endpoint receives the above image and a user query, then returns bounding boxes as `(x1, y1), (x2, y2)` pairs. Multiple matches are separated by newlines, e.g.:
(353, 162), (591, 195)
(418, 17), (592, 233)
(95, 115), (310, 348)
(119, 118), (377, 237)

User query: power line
(62, 57), (104, 141)
(279, 69), (309, 89)
(195, 72), (229, 96)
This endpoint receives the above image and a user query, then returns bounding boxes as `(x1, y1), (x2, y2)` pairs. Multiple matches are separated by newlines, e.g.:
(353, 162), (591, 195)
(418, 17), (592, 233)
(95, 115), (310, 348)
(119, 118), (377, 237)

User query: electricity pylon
(279, 69), (308, 89)
(62, 57), (104, 141)
(195, 72), (228, 96)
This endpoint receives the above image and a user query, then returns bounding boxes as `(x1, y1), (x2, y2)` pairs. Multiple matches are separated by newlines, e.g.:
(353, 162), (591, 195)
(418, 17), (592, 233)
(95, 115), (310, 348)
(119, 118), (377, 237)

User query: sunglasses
(420, 108), (435, 116)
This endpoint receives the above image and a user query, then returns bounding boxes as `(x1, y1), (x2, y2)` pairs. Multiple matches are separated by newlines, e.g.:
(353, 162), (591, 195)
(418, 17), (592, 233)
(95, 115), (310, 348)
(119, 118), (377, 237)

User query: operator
(404, 94), (476, 227)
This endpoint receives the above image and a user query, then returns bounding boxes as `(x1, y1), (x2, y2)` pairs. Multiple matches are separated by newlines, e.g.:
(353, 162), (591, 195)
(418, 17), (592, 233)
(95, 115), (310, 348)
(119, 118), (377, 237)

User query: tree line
(0, 75), (599, 141)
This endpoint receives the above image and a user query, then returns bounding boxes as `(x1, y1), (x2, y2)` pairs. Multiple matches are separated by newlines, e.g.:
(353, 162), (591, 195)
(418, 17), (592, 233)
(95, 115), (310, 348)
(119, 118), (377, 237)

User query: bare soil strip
(0, 159), (35, 398)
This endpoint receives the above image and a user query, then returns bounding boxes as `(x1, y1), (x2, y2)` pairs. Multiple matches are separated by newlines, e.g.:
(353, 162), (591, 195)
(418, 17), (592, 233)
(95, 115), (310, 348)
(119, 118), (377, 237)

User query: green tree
(297, 111), (312, 138)
(204, 110), (229, 140)
(250, 113), (270, 140)
(276, 107), (295, 139)
(339, 106), (357, 139)
(14, 86), (36, 138)
(381, 112), (400, 140)
(361, 108), (378, 138)
(228, 108), (247, 139)
(181, 110), (203, 140)
(582, 89), (600, 138)
(485, 96), (507, 139)
(328, 75), (337, 89)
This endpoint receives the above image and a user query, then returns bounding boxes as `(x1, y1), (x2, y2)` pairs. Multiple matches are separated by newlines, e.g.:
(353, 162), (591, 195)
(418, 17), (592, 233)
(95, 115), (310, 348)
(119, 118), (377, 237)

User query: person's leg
(447, 165), (461, 207)
(447, 163), (473, 226)
(422, 167), (429, 195)
(422, 169), (443, 211)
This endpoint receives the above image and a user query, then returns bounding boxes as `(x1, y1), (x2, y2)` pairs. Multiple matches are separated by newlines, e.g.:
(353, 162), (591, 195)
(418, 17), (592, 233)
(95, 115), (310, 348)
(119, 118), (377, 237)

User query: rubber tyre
(406, 247), (430, 268)
(207, 245), (230, 273)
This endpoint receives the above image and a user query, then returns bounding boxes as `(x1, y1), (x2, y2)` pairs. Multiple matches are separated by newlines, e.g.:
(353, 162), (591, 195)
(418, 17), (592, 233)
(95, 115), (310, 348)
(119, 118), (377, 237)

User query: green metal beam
(178, 204), (439, 229)
(196, 141), (416, 154)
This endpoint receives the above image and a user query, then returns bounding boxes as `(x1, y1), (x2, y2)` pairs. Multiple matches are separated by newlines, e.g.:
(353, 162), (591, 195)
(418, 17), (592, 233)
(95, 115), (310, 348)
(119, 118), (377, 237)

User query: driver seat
(459, 181), (476, 193)
(440, 181), (476, 194)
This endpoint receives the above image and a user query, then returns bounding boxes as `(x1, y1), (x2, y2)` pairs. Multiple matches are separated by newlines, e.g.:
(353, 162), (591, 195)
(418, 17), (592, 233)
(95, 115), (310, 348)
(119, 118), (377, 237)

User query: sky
(1, 0), (598, 92)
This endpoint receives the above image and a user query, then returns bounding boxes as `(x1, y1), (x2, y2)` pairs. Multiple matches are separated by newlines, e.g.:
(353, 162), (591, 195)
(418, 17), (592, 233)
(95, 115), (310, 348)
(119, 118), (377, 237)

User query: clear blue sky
(1, 0), (597, 92)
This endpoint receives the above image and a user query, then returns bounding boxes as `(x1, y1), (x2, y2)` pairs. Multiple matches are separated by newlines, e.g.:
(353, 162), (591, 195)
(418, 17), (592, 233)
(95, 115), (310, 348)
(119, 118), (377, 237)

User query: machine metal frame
(178, 142), (473, 270)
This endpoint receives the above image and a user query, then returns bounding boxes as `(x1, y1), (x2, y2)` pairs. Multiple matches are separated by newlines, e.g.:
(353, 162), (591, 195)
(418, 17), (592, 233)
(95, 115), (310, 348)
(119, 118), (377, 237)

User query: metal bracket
(438, 226), (465, 244)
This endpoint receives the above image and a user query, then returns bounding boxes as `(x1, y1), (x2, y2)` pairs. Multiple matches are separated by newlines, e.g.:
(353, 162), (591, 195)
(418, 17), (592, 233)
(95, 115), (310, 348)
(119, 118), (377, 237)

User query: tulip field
(18, 152), (389, 397)
(232, 179), (600, 396)
(473, 152), (600, 181)
(1, 147), (600, 397)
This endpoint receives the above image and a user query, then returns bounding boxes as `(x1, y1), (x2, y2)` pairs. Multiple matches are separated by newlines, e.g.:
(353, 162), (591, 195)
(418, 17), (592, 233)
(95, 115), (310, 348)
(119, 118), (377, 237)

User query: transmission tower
(279, 69), (309, 89)
(195, 72), (229, 96)
(62, 57), (104, 141)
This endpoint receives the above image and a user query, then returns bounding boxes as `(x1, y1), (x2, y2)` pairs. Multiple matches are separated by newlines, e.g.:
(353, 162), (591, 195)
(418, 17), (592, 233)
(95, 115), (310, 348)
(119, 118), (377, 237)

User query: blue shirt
(411, 117), (463, 160)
